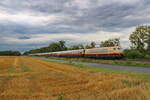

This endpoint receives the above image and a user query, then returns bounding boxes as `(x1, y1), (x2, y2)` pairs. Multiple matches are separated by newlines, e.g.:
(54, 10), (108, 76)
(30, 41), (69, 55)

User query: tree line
(23, 39), (120, 55)
(1, 25), (149, 59)
(0, 51), (21, 56)
(24, 25), (150, 59)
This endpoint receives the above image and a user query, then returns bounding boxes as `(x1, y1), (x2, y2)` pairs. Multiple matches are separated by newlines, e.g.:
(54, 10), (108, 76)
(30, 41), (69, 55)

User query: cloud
(1, 27), (134, 49)
(0, 11), (69, 26)
(18, 36), (30, 39)
(0, 0), (150, 51)
(1, 32), (120, 44)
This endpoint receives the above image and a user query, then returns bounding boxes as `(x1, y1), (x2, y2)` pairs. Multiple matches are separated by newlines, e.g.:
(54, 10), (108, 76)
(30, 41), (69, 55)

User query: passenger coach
(29, 46), (124, 59)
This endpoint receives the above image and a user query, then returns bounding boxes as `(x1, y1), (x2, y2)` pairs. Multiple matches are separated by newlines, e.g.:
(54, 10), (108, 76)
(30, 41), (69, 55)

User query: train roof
(30, 49), (84, 55)
(29, 46), (122, 55)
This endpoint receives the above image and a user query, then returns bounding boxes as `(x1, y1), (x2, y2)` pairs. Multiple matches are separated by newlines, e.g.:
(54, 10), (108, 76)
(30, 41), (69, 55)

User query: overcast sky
(0, 0), (150, 52)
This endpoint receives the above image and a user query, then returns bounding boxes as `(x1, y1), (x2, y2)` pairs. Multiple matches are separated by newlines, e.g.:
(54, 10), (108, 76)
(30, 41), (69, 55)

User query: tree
(85, 44), (91, 49)
(58, 40), (67, 51)
(79, 44), (84, 49)
(68, 44), (84, 50)
(90, 42), (96, 48)
(100, 38), (120, 47)
(48, 42), (61, 52)
(24, 40), (68, 55)
(129, 25), (150, 52)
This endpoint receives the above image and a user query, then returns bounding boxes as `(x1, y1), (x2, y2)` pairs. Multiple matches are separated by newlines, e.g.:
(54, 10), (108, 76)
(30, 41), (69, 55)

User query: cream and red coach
(29, 46), (124, 59)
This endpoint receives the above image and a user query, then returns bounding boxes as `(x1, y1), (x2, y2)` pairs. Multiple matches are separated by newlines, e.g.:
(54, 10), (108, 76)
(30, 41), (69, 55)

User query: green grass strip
(46, 57), (150, 68)
(7, 67), (19, 73)
(21, 66), (32, 72)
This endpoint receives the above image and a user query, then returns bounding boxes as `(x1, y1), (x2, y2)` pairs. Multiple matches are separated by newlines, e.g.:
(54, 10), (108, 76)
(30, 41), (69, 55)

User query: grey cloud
(0, 0), (150, 51)
(0, 0), (150, 32)
(18, 36), (30, 39)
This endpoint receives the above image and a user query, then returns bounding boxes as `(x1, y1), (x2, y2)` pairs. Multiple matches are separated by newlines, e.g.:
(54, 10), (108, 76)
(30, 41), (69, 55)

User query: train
(29, 46), (124, 59)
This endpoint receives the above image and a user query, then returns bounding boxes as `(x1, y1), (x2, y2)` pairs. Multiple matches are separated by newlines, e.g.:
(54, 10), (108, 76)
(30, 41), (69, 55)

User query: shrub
(145, 55), (150, 59)
(124, 49), (145, 59)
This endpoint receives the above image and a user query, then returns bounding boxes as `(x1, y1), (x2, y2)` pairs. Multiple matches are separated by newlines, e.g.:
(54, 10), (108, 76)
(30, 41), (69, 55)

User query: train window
(113, 48), (116, 50)
(118, 48), (121, 50)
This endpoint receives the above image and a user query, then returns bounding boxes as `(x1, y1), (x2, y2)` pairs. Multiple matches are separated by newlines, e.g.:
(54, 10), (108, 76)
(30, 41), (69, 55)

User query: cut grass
(7, 66), (19, 73)
(44, 59), (150, 80)
(7, 66), (32, 73)
(58, 94), (65, 100)
(0, 81), (6, 86)
(45, 57), (150, 68)
(21, 66), (32, 72)
(1, 56), (150, 100)
(121, 80), (141, 87)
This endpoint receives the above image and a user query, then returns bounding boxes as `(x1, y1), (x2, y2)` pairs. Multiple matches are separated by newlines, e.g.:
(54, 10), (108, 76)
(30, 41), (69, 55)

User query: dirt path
(0, 57), (150, 100)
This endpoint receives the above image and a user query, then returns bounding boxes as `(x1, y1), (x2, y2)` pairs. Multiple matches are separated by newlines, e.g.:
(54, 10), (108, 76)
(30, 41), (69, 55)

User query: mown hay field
(0, 56), (150, 100)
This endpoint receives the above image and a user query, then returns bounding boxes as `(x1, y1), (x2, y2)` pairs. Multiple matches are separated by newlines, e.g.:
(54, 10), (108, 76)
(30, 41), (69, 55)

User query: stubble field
(0, 56), (150, 100)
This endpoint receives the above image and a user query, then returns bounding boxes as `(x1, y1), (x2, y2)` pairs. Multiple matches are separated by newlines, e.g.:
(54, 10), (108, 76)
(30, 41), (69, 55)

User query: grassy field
(0, 56), (150, 100)
(46, 57), (150, 68)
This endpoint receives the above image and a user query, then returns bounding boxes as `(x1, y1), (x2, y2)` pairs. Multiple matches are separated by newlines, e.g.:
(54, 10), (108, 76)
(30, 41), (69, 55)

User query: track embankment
(35, 57), (150, 73)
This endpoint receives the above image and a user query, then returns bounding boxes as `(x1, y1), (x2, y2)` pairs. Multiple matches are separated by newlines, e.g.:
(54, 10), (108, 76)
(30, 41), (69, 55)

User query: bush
(124, 49), (145, 59)
(145, 55), (150, 59)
